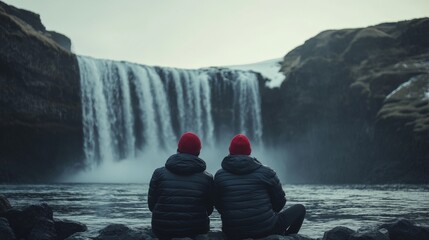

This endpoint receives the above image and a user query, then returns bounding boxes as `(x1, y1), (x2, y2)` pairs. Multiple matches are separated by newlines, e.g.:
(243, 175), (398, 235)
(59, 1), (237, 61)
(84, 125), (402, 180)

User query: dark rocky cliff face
(0, 1), (82, 182)
(263, 18), (429, 183)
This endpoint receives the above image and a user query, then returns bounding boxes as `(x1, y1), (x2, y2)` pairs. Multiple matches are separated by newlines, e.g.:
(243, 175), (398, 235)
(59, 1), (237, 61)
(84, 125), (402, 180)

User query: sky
(3, 0), (428, 69)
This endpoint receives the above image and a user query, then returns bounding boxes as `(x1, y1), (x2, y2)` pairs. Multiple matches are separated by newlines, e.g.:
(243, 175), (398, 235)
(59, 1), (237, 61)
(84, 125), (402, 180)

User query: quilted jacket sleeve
(266, 168), (286, 212)
(148, 168), (162, 212)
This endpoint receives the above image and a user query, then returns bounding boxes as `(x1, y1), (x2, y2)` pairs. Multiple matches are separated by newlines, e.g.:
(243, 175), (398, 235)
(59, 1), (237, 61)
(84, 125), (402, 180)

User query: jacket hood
(165, 153), (206, 175)
(221, 155), (262, 175)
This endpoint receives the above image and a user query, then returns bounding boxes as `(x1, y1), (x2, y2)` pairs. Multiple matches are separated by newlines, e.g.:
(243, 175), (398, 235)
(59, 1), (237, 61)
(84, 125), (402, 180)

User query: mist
(60, 138), (290, 184)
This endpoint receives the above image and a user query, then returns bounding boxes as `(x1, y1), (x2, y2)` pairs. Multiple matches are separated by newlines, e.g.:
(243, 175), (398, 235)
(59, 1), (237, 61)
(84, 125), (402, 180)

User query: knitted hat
(229, 134), (251, 155)
(177, 132), (202, 156)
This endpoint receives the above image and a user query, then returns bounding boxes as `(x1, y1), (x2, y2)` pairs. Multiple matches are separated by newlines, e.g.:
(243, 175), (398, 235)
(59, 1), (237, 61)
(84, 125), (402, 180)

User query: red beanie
(177, 132), (202, 156)
(229, 134), (251, 155)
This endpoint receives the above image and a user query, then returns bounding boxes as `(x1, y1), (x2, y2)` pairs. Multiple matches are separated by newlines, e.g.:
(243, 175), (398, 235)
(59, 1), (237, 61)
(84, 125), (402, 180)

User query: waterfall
(78, 56), (263, 165)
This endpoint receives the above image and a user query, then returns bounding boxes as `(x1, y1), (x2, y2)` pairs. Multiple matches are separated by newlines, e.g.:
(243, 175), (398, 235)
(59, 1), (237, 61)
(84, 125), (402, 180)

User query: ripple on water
(2, 184), (429, 239)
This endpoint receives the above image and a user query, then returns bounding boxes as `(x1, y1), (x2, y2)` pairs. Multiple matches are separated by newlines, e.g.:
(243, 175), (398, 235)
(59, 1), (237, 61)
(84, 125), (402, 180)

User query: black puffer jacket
(214, 155), (286, 239)
(148, 153), (214, 238)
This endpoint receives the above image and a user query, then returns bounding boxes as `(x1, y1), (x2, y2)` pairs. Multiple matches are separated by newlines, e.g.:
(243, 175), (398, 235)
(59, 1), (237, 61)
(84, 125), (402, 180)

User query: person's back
(214, 134), (305, 239)
(148, 132), (213, 239)
(215, 155), (285, 238)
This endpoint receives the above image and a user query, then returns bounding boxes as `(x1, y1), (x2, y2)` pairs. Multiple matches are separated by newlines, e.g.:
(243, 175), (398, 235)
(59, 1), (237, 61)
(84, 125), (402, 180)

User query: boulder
(380, 219), (429, 240)
(93, 225), (314, 240)
(1, 204), (427, 240)
(194, 231), (224, 240)
(1, 208), (27, 238)
(22, 203), (54, 220)
(94, 224), (152, 240)
(0, 195), (12, 213)
(349, 230), (389, 240)
(323, 226), (355, 240)
(27, 218), (57, 240)
(0, 201), (89, 240)
(0, 203), (53, 238)
(0, 217), (16, 240)
(65, 232), (93, 240)
(54, 218), (88, 240)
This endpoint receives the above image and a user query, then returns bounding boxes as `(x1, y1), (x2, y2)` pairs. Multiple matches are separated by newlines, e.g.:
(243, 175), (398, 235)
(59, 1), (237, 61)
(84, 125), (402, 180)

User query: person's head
(177, 132), (202, 156)
(229, 134), (251, 156)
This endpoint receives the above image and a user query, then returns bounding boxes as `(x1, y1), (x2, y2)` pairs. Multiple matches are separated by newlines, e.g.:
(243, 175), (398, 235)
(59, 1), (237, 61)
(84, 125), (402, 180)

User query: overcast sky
(3, 0), (428, 68)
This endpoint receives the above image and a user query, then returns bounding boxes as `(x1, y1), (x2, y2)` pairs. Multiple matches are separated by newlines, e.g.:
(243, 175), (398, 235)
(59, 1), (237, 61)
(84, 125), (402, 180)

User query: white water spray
(73, 56), (264, 182)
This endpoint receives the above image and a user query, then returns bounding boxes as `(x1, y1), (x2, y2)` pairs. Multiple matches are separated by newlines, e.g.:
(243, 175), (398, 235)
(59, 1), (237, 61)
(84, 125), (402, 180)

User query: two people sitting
(148, 132), (306, 239)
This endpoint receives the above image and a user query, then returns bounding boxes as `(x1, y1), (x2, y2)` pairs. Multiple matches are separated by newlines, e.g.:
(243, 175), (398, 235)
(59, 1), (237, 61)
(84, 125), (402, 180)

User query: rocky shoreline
(1, 195), (428, 240)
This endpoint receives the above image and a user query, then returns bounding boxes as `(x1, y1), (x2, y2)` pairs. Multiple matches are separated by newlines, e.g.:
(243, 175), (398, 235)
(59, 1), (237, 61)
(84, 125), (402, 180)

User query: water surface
(2, 184), (428, 238)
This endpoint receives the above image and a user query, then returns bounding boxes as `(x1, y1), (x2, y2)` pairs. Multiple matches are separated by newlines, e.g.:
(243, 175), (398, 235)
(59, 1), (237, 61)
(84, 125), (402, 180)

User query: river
(1, 184), (428, 238)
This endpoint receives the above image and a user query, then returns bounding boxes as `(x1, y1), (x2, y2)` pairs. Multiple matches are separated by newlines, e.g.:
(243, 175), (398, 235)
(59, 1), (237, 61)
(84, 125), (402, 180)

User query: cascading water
(75, 56), (263, 181)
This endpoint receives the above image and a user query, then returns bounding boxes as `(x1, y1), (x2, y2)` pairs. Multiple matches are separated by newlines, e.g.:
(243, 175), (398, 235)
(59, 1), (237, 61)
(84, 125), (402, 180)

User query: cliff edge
(0, 1), (83, 182)
(264, 18), (429, 183)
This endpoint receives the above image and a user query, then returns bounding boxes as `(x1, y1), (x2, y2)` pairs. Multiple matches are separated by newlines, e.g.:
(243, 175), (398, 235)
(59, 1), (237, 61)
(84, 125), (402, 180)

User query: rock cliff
(0, 1), (83, 182)
(264, 18), (429, 183)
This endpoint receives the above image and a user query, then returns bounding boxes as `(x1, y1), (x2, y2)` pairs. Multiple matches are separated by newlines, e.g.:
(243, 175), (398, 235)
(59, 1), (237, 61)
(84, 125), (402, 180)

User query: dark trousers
(275, 204), (306, 235)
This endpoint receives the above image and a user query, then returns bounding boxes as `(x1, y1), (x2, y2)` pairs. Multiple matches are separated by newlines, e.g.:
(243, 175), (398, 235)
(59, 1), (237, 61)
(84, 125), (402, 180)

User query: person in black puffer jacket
(214, 134), (306, 239)
(148, 132), (214, 239)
